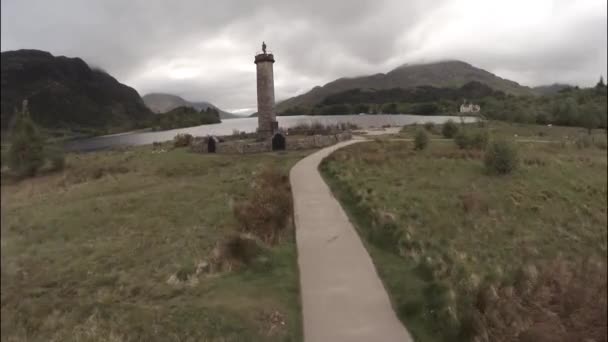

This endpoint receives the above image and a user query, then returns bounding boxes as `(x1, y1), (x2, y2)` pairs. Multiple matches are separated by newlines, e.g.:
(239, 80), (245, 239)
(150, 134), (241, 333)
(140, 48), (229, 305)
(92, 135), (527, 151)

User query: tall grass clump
(470, 258), (607, 342)
(423, 121), (435, 132)
(442, 120), (459, 138)
(233, 168), (293, 244)
(484, 140), (518, 174)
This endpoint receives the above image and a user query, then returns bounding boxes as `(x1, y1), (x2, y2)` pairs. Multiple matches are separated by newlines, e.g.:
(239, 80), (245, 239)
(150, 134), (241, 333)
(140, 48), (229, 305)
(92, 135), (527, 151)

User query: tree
(381, 103), (398, 114)
(353, 103), (370, 114)
(596, 76), (606, 89)
(553, 98), (578, 126)
(7, 100), (45, 177)
(580, 103), (602, 134)
(319, 104), (351, 115)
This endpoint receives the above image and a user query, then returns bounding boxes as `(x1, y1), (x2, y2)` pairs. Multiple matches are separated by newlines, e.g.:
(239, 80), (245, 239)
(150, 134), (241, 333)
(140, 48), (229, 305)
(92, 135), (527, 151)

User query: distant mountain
(275, 60), (533, 113)
(142, 93), (238, 119)
(1, 49), (152, 132)
(532, 83), (574, 96)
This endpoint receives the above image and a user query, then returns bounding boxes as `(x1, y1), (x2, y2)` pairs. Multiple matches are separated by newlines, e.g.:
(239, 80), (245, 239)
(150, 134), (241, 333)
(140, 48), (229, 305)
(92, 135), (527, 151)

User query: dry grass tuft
(233, 168), (293, 245)
(459, 192), (488, 214)
(471, 258), (607, 342)
(173, 133), (193, 147)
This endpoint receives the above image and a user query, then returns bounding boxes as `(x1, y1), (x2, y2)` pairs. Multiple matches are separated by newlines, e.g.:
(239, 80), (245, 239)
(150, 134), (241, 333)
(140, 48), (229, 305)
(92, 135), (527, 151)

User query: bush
(7, 101), (45, 177)
(222, 233), (265, 265)
(414, 130), (429, 150)
(423, 121), (435, 132)
(173, 133), (193, 147)
(454, 131), (489, 150)
(442, 120), (459, 138)
(471, 131), (490, 149)
(484, 141), (518, 175)
(233, 168), (293, 244)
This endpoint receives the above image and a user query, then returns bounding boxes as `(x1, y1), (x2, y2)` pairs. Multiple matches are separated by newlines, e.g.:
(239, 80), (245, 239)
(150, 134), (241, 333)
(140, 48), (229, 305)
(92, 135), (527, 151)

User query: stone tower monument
(254, 41), (277, 137)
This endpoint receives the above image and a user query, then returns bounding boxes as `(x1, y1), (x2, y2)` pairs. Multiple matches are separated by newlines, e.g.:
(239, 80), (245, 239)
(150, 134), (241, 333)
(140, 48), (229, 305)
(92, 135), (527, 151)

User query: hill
(1, 49), (152, 134)
(276, 60), (533, 113)
(142, 93), (238, 119)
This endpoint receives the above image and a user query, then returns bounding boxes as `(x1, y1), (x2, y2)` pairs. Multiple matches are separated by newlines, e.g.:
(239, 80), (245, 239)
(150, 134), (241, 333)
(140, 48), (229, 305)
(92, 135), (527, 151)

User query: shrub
(7, 101), (45, 177)
(454, 131), (488, 150)
(442, 120), (459, 138)
(414, 130), (429, 150)
(454, 131), (471, 149)
(423, 121), (435, 132)
(173, 133), (193, 147)
(471, 131), (490, 150)
(221, 233), (265, 266)
(484, 141), (518, 174)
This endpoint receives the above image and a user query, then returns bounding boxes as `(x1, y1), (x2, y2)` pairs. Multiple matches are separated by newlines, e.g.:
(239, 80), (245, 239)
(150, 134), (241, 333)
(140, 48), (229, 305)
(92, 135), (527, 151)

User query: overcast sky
(2, 0), (606, 114)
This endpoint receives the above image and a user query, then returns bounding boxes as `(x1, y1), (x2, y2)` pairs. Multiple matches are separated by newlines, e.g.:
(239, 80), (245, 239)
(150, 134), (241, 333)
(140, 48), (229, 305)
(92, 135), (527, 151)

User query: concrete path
(290, 138), (413, 342)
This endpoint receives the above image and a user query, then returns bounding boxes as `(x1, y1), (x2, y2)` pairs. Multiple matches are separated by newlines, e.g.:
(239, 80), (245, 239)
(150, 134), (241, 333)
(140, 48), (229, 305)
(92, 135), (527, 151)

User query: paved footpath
(290, 138), (413, 342)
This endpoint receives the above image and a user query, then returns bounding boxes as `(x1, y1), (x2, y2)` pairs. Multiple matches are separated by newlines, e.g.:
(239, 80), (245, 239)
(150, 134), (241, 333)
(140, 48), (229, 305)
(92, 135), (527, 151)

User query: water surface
(65, 114), (475, 151)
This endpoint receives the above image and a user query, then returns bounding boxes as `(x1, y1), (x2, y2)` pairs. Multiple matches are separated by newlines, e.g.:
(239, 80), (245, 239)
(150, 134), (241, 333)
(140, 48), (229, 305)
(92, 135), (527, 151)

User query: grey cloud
(2, 0), (606, 113)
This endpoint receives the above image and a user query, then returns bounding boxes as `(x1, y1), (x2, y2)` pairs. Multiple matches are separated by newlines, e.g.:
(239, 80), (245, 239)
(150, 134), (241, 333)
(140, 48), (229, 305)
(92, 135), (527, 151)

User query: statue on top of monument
(262, 41), (267, 54)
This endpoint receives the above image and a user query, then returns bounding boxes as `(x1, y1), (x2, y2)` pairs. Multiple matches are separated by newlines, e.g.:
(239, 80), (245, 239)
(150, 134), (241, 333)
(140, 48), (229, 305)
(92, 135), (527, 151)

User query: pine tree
(7, 100), (45, 177)
(597, 76), (606, 88)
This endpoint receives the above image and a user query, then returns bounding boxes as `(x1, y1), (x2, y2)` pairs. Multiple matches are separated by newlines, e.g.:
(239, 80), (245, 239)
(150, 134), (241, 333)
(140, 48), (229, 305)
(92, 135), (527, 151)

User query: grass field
(398, 120), (608, 143)
(320, 129), (607, 341)
(1, 143), (311, 341)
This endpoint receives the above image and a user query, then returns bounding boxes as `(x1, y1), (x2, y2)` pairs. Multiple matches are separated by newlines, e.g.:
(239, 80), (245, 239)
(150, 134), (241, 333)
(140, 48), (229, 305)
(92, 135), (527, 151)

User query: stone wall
(190, 132), (352, 154)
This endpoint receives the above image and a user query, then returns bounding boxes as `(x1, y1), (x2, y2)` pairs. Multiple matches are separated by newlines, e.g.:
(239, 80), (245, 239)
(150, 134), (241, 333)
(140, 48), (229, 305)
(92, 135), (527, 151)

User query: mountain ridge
(275, 60), (533, 113)
(1, 49), (152, 133)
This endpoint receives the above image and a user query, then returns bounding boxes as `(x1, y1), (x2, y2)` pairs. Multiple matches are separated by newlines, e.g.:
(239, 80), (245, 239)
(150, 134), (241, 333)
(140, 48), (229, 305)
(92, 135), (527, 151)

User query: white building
(459, 102), (481, 113)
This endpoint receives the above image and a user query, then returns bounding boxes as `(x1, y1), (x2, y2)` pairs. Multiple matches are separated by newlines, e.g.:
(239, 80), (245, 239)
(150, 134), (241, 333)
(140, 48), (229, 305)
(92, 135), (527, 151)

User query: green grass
(1, 144), (312, 341)
(320, 134), (607, 341)
(398, 120), (608, 142)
